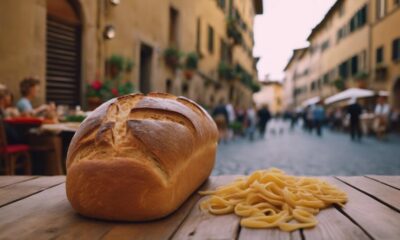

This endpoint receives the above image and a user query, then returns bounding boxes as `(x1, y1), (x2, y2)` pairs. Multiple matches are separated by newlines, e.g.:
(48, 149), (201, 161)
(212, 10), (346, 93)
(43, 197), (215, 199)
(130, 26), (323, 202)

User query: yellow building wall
(370, 3), (400, 107)
(0, 0), (261, 109)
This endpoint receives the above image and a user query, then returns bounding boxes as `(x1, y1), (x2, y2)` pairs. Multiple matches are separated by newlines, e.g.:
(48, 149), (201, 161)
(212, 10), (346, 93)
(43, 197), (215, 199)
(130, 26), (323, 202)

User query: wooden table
(0, 175), (399, 239)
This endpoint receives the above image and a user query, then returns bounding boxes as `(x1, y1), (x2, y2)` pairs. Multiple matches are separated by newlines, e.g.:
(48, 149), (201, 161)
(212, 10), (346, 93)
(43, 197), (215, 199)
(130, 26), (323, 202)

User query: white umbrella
(301, 96), (320, 107)
(325, 88), (374, 105)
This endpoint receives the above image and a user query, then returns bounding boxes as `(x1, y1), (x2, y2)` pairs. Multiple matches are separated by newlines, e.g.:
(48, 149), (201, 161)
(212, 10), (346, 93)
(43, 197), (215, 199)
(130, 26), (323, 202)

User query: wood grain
(302, 207), (370, 240)
(366, 175), (400, 190)
(337, 176), (400, 211)
(0, 176), (37, 188)
(239, 228), (302, 240)
(0, 176), (65, 207)
(171, 175), (241, 240)
(0, 183), (113, 239)
(324, 177), (400, 239)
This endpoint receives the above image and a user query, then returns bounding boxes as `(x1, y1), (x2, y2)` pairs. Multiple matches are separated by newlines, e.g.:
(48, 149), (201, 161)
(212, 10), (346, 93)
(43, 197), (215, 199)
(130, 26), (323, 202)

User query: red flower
(111, 88), (119, 96)
(91, 80), (102, 90)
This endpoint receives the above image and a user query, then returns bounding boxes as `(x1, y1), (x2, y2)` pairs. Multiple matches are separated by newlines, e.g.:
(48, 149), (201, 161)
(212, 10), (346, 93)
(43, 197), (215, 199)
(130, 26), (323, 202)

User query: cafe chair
(0, 120), (32, 175)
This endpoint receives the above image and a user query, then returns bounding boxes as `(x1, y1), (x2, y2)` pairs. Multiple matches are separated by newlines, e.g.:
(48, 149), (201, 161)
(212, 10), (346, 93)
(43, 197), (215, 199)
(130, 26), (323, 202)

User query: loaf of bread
(66, 93), (218, 221)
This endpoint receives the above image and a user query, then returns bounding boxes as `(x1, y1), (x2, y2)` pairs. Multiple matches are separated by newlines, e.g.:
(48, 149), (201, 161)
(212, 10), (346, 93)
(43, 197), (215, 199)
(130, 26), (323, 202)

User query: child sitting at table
(16, 77), (51, 117)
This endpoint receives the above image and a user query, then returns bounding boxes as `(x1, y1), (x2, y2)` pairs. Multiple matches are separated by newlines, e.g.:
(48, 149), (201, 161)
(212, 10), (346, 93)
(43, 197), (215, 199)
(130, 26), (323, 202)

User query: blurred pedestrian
(226, 103), (236, 140)
(373, 96), (390, 139)
(212, 100), (229, 142)
(246, 103), (257, 141)
(257, 104), (271, 138)
(312, 102), (325, 137)
(347, 97), (362, 141)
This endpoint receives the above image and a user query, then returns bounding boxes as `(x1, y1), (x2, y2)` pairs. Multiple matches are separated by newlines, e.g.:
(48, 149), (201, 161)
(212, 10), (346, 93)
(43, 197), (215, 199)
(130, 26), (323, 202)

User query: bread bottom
(66, 144), (216, 221)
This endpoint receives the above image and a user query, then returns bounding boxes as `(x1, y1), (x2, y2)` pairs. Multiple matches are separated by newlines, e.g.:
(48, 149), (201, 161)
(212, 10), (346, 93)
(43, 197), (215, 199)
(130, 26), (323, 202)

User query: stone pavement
(212, 119), (400, 176)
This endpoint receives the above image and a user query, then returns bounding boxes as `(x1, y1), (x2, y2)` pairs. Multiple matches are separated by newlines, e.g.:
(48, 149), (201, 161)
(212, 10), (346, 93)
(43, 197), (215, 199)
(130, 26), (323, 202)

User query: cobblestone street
(212, 119), (400, 176)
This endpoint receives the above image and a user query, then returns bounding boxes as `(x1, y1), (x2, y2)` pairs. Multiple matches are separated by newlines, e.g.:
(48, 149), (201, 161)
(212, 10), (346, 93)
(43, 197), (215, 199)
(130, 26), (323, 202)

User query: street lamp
(109, 0), (120, 6)
(104, 25), (115, 40)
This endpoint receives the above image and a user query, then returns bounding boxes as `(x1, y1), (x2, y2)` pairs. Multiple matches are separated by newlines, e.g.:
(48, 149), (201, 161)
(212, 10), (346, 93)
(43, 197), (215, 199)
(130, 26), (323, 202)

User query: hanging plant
(164, 47), (182, 69)
(185, 52), (199, 70)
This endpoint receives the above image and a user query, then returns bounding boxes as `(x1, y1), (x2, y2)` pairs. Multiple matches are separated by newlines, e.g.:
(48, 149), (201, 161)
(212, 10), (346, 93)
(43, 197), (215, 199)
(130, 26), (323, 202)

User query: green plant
(164, 47), (183, 69)
(333, 78), (346, 91)
(227, 18), (243, 45)
(185, 52), (199, 70)
(251, 82), (261, 93)
(218, 61), (236, 80)
(126, 59), (134, 72)
(107, 55), (125, 72)
(355, 71), (369, 80)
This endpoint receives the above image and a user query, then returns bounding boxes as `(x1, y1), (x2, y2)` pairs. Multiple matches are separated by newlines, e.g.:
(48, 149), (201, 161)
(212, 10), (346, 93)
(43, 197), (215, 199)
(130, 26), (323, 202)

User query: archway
(46, 0), (82, 106)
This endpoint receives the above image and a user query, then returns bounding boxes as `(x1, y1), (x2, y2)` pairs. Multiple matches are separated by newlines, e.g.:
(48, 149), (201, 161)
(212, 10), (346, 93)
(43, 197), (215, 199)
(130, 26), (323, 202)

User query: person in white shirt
(373, 97), (390, 139)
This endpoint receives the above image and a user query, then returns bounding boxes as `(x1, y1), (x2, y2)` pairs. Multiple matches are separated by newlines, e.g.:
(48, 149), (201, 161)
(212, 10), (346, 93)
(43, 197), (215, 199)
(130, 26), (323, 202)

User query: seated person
(2, 89), (20, 118)
(16, 77), (50, 117)
(0, 88), (22, 144)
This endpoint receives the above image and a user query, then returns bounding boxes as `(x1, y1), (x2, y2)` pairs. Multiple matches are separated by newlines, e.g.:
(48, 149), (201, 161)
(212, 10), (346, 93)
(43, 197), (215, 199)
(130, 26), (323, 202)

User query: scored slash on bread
(66, 92), (218, 221)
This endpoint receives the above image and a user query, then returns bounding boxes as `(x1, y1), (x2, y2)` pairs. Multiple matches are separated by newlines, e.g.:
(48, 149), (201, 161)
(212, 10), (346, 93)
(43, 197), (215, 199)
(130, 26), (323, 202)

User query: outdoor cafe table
(0, 175), (399, 239)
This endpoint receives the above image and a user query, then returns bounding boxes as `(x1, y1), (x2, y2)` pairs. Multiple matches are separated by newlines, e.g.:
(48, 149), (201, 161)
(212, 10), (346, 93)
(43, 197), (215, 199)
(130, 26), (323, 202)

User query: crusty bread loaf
(66, 92), (218, 221)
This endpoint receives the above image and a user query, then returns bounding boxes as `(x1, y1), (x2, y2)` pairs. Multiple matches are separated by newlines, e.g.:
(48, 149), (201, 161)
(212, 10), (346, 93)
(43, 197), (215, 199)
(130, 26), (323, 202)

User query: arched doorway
(46, 0), (82, 106)
(393, 77), (400, 108)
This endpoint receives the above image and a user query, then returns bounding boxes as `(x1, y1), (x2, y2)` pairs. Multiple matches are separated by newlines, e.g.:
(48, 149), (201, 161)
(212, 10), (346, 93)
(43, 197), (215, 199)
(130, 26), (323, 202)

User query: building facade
(253, 81), (283, 114)
(283, 0), (400, 109)
(0, 0), (263, 109)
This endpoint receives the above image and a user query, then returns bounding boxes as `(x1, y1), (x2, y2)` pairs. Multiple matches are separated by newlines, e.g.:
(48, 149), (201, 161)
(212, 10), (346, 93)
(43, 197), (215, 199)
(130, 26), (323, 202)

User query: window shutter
(46, 16), (81, 106)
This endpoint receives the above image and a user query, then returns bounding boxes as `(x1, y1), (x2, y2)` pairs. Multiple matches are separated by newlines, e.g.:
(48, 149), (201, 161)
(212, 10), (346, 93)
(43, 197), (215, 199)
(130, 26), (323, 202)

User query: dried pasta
(199, 168), (347, 231)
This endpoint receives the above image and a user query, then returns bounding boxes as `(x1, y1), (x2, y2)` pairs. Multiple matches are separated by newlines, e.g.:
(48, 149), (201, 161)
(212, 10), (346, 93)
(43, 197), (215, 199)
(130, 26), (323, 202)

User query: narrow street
(213, 119), (400, 176)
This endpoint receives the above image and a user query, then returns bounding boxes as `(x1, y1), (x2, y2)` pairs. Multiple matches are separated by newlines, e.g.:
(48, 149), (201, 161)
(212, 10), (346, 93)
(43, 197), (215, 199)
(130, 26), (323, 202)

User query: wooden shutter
(46, 16), (81, 106)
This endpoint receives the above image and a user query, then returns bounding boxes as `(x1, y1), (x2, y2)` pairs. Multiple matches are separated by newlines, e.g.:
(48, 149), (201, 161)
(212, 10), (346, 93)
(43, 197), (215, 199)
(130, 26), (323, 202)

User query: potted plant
(164, 47), (182, 69)
(184, 52), (199, 80)
(354, 71), (369, 88)
(333, 78), (346, 91)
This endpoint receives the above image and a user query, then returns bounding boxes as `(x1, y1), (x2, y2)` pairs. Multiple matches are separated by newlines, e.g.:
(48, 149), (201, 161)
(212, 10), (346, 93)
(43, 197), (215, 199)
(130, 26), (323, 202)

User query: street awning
(302, 96), (320, 107)
(325, 88), (374, 105)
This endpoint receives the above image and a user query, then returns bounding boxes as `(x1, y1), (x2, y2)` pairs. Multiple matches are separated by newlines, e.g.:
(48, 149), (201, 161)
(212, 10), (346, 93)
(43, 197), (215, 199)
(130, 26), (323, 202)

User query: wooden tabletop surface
(0, 175), (399, 240)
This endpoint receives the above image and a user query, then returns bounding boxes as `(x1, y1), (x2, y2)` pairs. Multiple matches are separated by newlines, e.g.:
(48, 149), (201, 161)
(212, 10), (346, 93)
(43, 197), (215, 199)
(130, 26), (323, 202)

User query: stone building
(253, 81), (283, 114)
(0, 0), (263, 109)
(283, 0), (400, 109)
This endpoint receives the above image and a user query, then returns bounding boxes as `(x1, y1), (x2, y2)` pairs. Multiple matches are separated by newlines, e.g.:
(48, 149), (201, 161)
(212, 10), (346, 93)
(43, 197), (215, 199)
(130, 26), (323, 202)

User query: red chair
(0, 120), (32, 175)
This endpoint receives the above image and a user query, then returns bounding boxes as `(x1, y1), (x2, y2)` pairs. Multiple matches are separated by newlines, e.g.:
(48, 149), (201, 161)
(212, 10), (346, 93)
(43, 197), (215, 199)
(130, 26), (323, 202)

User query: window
(339, 61), (349, 79)
(311, 81), (316, 91)
(169, 7), (179, 46)
(196, 18), (201, 54)
(376, 0), (386, 19)
(321, 40), (330, 52)
(207, 25), (214, 53)
(220, 38), (228, 62)
(393, 38), (400, 61)
(323, 73), (330, 84)
(376, 47), (384, 64)
(351, 55), (359, 76)
(350, 5), (367, 33)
